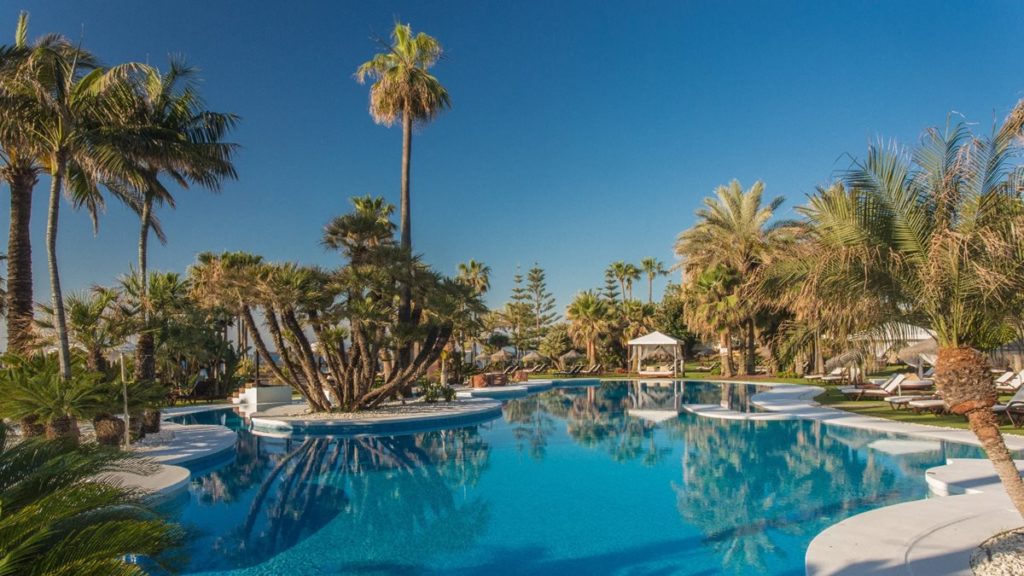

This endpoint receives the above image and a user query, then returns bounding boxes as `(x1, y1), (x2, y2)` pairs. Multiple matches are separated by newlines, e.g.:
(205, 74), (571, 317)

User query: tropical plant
(682, 265), (741, 377)
(2, 22), (154, 381)
(37, 288), (121, 372)
(675, 180), (795, 375)
(640, 257), (667, 303)
(109, 57), (237, 382)
(0, 12), (46, 354)
(799, 106), (1024, 517)
(566, 291), (612, 365)
(0, 353), (106, 440)
(0, 424), (184, 574)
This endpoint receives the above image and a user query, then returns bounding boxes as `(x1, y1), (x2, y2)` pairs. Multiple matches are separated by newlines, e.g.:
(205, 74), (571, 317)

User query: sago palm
(802, 106), (1024, 517)
(0, 424), (184, 574)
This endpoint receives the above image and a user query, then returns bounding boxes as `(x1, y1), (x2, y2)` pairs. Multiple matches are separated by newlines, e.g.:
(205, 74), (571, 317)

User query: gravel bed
(972, 528), (1024, 576)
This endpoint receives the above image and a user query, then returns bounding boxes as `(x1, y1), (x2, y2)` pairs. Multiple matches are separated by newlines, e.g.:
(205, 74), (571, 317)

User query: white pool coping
(726, 382), (1024, 575)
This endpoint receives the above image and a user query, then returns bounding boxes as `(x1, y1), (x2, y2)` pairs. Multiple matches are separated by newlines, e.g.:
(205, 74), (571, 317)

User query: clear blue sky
(5, 1), (1024, 319)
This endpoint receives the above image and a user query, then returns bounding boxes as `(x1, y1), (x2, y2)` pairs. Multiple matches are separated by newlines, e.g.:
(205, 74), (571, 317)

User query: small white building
(627, 331), (685, 377)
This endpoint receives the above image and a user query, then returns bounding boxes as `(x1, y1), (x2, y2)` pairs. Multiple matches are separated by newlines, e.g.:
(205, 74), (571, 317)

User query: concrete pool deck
(730, 383), (1024, 576)
(108, 412), (238, 501)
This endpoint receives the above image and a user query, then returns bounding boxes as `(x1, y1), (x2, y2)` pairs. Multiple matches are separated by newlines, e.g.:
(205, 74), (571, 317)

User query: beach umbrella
(559, 350), (583, 365)
(897, 338), (938, 368)
(825, 349), (864, 371)
(490, 349), (513, 362)
(521, 351), (545, 365)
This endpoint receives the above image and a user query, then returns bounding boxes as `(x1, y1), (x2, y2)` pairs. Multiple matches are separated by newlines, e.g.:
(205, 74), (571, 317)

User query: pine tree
(505, 265), (535, 356)
(526, 264), (558, 346)
(601, 267), (621, 303)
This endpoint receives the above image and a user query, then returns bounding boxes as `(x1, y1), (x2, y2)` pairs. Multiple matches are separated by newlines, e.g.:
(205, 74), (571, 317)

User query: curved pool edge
(249, 398), (504, 438)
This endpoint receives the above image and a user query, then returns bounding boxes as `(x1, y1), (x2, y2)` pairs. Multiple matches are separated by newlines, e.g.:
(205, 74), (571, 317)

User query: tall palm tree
(355, 22), (450, 253)
(114, 58), (238, 381)
(623, 263), (641, 301)
(675, 180), (794, 375)
(457, 259), (491, 296)
(8, 32), (143, 380)
(608, 261), (630, 303)
(801, 106), (1024, 517)
(640, 257), (667, 303)
(0, 13), (43, 354)
(682, 265), (741, 377)
(456, 259), (491, 363)
(566, 291), (611, 365)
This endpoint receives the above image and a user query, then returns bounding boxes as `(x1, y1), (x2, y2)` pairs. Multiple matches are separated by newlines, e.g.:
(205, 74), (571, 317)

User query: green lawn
(815, 385), (1024, 436)
(528, 366), (1024, 437)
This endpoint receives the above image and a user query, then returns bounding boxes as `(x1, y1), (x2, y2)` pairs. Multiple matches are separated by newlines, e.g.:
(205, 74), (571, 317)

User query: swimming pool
(165, 380), (985, 575)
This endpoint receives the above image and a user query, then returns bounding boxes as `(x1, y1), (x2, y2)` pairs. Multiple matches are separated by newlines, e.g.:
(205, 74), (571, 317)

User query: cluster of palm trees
(0, 12), (237, 387)
(675, 101), (1024, 517)
(561, 257), (673, 367)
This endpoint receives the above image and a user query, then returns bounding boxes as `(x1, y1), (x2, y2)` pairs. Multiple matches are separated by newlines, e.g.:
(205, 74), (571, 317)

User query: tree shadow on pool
(182, 427), (492, 572)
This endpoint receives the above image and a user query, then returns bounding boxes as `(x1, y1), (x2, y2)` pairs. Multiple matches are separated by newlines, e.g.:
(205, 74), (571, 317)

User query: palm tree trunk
(397, 105), (414, 368)
(400, 107), (412, 251)
(937, 346), (1024, 518)
(719, 332), (733, 378)
(135, 196), (155, 382)
(814, 329), (825, 375)
(45, 160), (72, 381)
(5, 167), (36, 354)
(647, 276), (653, 304)
(744, 319), (756, 375)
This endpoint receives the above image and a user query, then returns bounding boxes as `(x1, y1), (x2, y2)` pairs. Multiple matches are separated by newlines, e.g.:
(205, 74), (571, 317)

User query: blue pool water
(164, 380), (986, 575)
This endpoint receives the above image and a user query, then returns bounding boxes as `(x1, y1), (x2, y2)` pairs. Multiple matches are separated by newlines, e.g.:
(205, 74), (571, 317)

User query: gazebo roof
(627, 331), (685, 347)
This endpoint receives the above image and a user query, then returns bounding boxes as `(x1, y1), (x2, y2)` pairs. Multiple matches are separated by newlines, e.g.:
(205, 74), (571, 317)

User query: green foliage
(421, 380), (456, 402)
(539, 323), (573, 360)
(0, 424), (184, 574)
(0, 354), (106, 430)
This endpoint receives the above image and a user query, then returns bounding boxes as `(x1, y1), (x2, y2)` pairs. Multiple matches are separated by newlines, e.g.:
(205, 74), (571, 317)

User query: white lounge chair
(995, 370), (1024, 394)
(807, 367), (845, 381)
(840, 374), (907, 401)
(907, 396), (947, 414)
(993, 386), (1024, 427)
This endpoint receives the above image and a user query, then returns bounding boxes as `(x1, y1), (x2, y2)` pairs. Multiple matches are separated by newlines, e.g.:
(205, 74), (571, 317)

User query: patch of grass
(815, 385), (1024, 436)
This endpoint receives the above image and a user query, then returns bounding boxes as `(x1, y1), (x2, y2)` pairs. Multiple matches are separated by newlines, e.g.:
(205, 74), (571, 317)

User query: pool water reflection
(167, 380), (984, 575)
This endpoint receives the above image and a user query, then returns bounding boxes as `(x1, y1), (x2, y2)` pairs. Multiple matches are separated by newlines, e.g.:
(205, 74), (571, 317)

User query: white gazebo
(627, 331), (685, 377)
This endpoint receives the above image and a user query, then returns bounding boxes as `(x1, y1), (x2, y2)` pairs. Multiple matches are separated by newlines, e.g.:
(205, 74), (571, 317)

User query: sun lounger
(993, 386), (1024, 427)
(899, 378), (934, 391)
(995, 370), (1024, 394)
(885, 393), (938, 410)
(840, 374), (907, 400)
(907, 397), (947, 414)
(579, 363), (602, 376)
(693, 361), (719, 372)
(806, 367), (844, 380)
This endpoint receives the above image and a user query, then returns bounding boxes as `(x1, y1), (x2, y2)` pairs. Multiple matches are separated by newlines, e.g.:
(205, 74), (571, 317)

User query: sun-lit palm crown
(355, 23), (451, 126)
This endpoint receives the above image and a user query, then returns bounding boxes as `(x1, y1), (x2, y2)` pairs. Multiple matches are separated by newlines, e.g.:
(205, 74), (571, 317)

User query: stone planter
(93, 414), (125, 446)
(142, 409), (162, 434)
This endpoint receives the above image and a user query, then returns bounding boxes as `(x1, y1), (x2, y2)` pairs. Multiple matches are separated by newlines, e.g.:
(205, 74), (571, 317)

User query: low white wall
(239, 385), (293, 405)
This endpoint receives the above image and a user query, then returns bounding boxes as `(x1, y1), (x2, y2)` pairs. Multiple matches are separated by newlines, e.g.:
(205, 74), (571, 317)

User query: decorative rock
(972, 529), (1024, 576)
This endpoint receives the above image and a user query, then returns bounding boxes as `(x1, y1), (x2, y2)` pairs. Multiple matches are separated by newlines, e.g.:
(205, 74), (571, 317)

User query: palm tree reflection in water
(186, 428), (491, 571)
